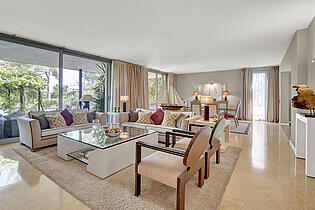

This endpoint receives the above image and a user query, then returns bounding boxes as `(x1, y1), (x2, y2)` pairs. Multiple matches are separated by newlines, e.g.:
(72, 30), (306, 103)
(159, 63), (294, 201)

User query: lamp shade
(80, 94), (94, 102)
(193, 91), (201, 96)
(222, 91), (230, 96)
(200, 96), (214, 104)
(120, 95), (129, 102)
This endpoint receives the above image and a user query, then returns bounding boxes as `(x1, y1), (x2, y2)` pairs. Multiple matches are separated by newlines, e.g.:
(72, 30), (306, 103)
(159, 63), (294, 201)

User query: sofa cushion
(136, 111), (152, 124)
(150, 108), (164, 125)
(87, 111), (96, 123)
(176, 113), (190, 128)
(128, 110), (138, 122)
(41, 123), (93, 137)
(71, 111), (89, 125)
(161, 111), (177, 127)
(122, 122), (147, 129)
(32, 114), (50, 130)
(41, 126), (74, 137)
(60, 109), (73, 126)
(4, 110), (25, 120)
(146, 124), (173, 133)
(45, 113), (67, 128)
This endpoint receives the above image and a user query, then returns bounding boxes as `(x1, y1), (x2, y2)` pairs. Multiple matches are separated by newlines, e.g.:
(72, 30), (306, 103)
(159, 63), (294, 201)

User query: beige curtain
(168, 73), (176, 89)
(241, 68), (253, 120)
(267, 66), (280, 122)
(113, 61), (149, 111)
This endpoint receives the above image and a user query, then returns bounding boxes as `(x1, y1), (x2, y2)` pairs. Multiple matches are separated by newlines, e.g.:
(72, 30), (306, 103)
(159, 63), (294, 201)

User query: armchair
(166, 118), (226, 179)
(135, 127), (211, 210)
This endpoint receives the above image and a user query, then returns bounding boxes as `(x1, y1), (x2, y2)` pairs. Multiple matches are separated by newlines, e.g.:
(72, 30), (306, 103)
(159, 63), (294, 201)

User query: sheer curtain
(252, 68), (268, 121)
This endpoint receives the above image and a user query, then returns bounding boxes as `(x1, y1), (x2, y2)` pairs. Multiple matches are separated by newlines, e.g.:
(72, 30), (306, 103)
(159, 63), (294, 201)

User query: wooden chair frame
(165, 124), (221, 179)
(224, 101), (241, 127)
(135, 141), (205, 210)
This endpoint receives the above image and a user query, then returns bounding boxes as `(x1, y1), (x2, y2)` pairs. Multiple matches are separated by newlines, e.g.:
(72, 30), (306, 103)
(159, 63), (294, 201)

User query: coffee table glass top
(59, 124), (156, 149)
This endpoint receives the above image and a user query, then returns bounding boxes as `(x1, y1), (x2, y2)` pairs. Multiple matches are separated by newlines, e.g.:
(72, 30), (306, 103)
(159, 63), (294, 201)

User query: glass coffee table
(57, 124), (157, 178)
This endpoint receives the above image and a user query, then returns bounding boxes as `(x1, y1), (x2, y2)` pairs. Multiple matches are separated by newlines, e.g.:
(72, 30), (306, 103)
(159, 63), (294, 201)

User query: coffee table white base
(57, 132), (158, 179)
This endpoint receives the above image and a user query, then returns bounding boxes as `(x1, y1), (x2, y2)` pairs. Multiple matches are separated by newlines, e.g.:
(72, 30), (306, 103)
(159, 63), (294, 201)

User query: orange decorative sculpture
(292, 85), (315, 116)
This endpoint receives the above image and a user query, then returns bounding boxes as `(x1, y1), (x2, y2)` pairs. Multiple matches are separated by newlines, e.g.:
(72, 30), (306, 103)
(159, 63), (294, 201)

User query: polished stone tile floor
(220, 121), (315, 210)
(0, 143), (89, 210)
(0, 121), (314, 209)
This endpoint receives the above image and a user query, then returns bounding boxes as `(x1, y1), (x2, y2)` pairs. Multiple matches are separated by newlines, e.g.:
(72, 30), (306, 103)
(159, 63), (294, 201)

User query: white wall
(279, 17), (315, 146)
(176, 69), (242, 101)
(280, 71), (291, 123)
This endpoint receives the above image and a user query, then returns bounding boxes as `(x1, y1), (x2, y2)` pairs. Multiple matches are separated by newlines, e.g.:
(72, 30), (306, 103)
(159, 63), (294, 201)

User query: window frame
(0, 32), (113, 112)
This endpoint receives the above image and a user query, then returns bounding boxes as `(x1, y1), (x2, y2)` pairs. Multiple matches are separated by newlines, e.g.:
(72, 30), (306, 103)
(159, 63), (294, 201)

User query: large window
(148, 71), (166, 109)
(0, 35), (112, 145)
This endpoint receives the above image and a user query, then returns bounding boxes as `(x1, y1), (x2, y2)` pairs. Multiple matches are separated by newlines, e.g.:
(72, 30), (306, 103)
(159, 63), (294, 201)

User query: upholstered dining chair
(135, 126), (211, 210)
(166, 118), (226, 179)
(224, 101), (241, 127)
(190, 101), (202, 115)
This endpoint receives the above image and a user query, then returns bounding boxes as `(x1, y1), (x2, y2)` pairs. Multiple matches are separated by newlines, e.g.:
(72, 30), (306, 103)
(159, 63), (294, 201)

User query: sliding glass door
(0, 36), (113, 145)
(252, 68), (268, 121)
(148, 71), (166, 109)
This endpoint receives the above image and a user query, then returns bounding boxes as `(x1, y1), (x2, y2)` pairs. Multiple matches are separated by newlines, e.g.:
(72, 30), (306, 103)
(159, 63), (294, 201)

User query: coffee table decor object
(57, 124), (157, 178)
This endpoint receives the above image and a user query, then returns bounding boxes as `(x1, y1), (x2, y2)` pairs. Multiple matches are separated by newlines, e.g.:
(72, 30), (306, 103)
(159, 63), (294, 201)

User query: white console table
(295, 113), (315, 177)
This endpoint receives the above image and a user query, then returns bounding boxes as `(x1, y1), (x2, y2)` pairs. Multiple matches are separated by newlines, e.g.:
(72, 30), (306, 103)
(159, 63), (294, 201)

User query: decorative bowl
(105, 132), (121, 137)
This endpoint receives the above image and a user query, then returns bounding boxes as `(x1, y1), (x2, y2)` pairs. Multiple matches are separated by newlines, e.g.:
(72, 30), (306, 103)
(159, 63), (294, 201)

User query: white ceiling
(0, 0), (314, 74)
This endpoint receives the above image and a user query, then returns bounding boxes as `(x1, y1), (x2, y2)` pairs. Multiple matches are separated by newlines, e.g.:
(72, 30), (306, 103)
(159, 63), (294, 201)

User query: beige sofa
(120, 108), (201, 143)
(17, 110), (106, 151)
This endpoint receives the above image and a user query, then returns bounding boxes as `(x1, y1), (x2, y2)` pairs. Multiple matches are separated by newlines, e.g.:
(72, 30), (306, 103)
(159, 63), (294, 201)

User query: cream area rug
(12, 145), (241, 210)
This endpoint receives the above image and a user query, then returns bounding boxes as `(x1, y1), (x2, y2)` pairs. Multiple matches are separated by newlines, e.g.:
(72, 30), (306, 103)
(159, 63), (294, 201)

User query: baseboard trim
(289, 140), (296, 155)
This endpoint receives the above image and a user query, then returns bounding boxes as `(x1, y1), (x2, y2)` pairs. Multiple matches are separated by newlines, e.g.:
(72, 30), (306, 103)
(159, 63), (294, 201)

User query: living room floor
(0, 121), (314, 210)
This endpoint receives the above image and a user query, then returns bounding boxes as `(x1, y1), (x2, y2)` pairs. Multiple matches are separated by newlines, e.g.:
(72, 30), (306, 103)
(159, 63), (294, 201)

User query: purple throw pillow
(61, 109), (73, 126)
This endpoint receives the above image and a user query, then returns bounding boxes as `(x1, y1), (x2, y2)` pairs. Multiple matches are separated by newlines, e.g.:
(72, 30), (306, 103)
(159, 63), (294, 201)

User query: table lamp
(193, 91), (201, 101)
(120, 95), (129, 112)
(200, 95), (214, 121)
(80, 94), (94, 111)
(222, 90), (230, 101)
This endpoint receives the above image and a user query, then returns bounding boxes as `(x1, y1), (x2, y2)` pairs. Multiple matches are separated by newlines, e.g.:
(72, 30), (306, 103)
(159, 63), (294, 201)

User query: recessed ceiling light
(312, 60), (315, 63)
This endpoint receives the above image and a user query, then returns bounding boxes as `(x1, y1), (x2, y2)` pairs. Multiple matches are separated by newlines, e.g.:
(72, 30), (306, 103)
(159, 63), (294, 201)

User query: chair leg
(176, 180), (185, 210)
(236, 117), (239, 127)
(135, 172), (141, 196)
(198, 165), (205, 188)
(216, 148), (220, 164)
(204, 152), (210, 179)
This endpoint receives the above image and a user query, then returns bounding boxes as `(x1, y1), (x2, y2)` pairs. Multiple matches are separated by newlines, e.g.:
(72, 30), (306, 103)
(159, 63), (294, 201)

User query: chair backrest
(210, 118), (226, 145)
(183, 126), (211, 167)
(235, 101), (241, 115)
(208, 104), (218, 117)
(190, 101), (202, 116)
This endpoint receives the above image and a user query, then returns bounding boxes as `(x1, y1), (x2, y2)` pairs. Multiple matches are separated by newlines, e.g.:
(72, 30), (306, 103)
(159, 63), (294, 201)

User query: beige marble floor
(0, 121), (314, 209)
(220, 121), (315, 210)
(0, 143), (89, 210)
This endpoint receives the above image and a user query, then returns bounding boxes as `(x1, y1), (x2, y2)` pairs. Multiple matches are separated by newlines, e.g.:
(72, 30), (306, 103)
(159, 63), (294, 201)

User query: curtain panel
(267, 66), (279, 123)
(241, 66), (279, 122)
(241, 68), (253, 120)
(113, 61), (149, 111)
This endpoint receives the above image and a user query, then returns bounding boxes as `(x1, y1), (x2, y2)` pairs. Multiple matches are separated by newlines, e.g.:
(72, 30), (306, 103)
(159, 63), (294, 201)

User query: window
(0, 40), (59, 144)
(0, 34), (113, 145)
(148, 71), (166, 109)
